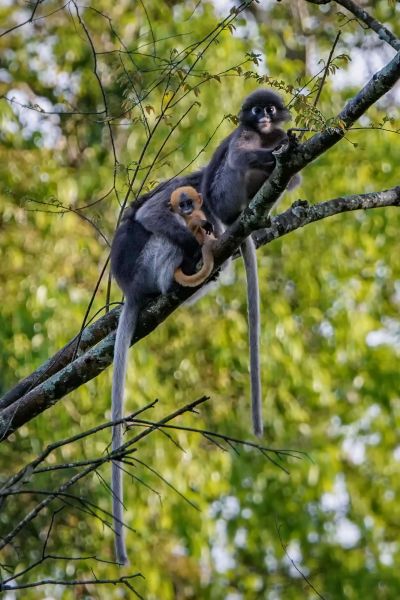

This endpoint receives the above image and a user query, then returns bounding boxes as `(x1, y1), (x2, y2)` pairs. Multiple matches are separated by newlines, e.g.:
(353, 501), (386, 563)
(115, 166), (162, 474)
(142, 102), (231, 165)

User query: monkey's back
(111, 209), (152, 294)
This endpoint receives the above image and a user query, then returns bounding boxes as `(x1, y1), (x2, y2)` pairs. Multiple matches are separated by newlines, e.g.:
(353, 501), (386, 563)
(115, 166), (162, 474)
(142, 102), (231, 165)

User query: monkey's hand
(179, 237), (202, 273)
(209, 265), (221, 282)
(201, 220), (214, 235)
(246, 149), (276, 169)
(286, 129), (300, 148)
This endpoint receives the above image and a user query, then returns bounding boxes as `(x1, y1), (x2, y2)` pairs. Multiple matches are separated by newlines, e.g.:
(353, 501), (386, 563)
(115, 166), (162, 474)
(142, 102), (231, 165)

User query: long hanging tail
(240, 237), (263, 437)
(111, 299), (138, 565)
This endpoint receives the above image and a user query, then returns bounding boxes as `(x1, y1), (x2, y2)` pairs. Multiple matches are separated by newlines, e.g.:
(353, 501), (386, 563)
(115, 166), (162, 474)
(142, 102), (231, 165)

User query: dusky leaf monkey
(110, 180), (203, 565)
(168, 186), (217, 287)
(109, 88), (297, 562)
(201, 88), (297, 437)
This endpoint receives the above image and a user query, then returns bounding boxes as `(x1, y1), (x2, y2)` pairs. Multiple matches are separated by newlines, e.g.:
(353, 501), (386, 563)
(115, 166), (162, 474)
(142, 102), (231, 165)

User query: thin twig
(1, 185), (399, 437)
(276, 520), (326, 600)
(0, 397), (208, 550)
(0, 573), (143, 592)
(305, 0), (400, 51)
(313, 31), (341, 107)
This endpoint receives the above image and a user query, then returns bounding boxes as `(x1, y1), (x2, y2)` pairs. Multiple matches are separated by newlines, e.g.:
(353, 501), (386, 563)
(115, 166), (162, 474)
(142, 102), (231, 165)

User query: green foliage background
(0, 1), (399, 598)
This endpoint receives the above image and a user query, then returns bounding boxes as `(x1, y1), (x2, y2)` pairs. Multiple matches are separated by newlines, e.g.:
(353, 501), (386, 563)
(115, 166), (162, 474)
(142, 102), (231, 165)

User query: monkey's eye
(179, 199), (193, 212)
(265, 105), (277, 116)
(251, 106), (264, 117)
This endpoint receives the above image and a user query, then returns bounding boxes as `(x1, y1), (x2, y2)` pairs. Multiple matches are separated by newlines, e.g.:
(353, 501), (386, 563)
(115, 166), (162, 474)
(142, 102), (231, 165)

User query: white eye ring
(251, 106), (263, 116)
(265, 105), (277, 116)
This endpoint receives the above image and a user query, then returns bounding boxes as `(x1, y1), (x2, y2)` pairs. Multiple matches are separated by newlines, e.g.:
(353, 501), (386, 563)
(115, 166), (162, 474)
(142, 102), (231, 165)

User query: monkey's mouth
(258, 119), (273, 132)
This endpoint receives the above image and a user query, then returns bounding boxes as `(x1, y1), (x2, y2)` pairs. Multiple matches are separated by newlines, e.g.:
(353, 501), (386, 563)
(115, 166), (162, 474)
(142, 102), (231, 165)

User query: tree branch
(0, 397), (209, 551)
(254, 187), (400, 247)
(305, 0), (400, 52)
(214, 47), (400, 244)
(1, 185), (399, 439)
(0, 574), (143, 593)
(0, 309), (119, 410)
(1, 41), (399, 438)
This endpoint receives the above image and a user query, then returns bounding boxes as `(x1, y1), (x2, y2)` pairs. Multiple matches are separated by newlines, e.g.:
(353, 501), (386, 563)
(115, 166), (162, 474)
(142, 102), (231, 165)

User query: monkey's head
(239, 89), (291, 134)
(169, 186), (203, 216)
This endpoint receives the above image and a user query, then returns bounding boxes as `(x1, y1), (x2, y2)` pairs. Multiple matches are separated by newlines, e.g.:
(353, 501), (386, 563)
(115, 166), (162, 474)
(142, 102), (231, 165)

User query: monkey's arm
(229, 127), (289, 169)
(228, 135), (277, 170)
(237, 149), (276, 169)
(135, 191), (201, 255)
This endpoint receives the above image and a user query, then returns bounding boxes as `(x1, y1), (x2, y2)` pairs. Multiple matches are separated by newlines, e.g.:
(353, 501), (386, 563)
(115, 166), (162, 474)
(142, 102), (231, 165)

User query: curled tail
(241, 237), (263, 437)
(174, 239), (215, 287)
(111, 299), (138, 565)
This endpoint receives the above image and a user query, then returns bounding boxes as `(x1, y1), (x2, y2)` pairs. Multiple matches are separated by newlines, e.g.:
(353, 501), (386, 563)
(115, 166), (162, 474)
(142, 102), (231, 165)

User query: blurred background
(0, 0), (399, 598)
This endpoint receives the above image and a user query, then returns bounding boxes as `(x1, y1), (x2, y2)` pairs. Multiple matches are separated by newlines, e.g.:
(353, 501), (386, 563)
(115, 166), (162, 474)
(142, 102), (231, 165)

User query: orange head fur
(169, 186), (203, 215)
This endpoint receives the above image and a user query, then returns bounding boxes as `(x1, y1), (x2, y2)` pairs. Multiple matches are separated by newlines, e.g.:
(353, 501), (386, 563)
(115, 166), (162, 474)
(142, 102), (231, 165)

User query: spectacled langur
(201, 88), (298, 437)
(168, 186), (217, 287)
(110, 181), (203, 565)
(109, 89), (297, 562)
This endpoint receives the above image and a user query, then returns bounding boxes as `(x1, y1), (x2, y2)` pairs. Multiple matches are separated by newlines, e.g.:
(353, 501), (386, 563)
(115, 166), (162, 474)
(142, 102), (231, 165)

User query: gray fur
(112, 300), (137, 566)
(110, 207), (193, 564)
(136, 186), (201, 255)
(203, 126), (288, 226)
(201, 89), (294, 436)
(241, 238), (262, 436)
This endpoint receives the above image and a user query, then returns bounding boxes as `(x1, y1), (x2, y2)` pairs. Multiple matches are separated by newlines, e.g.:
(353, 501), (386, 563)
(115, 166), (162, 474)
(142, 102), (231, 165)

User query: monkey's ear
(197, 193), (203, 207)
(169, 188), (179, 208)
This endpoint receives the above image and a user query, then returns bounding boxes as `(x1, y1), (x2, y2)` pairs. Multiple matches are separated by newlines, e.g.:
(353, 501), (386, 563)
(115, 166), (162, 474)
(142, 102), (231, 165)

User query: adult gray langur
(110, 174), (203, 565)
(201, 88), (298, 437)
(109, 89), (297, 562)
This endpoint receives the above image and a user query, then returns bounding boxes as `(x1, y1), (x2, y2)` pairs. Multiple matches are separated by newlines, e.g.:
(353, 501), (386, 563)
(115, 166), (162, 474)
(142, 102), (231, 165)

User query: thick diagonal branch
(4, 45), (398, 415)
(1, 45), (399, 435)
(235, 48), (400, 231)
(305, 0), (400, 52)
(1, 186), (399, 440)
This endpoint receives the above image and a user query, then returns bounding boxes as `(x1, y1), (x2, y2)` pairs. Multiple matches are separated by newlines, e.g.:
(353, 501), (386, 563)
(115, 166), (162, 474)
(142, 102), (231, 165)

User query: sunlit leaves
(1, 0), (400, 598)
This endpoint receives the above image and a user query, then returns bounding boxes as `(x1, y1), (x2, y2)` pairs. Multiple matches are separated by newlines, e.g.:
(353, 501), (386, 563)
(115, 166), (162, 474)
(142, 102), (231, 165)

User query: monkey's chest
(245, 169), (268, 199)
(237, 130), (262, 150)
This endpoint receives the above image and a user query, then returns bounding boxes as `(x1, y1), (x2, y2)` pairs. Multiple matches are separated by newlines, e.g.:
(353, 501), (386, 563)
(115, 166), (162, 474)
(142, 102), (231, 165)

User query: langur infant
(168, 186), (217, 287)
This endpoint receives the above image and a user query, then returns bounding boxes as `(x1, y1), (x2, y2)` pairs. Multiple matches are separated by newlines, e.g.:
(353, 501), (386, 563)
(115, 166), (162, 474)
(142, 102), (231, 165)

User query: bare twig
(0, 398), (208, 551)
(276, 520), (326, 600)
(71, 1), (118, 164)
(313, 31), (341, 107)
(0, 573), (143, 592)
(130, 419), (307, 470)
(1, 402), (158, 493)
(0, 0), (42, 38)
(305, 0), (400, 51)
(1, 185), (399, 438)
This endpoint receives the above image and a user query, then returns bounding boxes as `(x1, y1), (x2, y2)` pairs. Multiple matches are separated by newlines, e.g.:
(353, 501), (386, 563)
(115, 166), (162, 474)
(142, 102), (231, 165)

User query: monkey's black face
(240, 89), (291, 133)
(178, 194), (195, 215)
